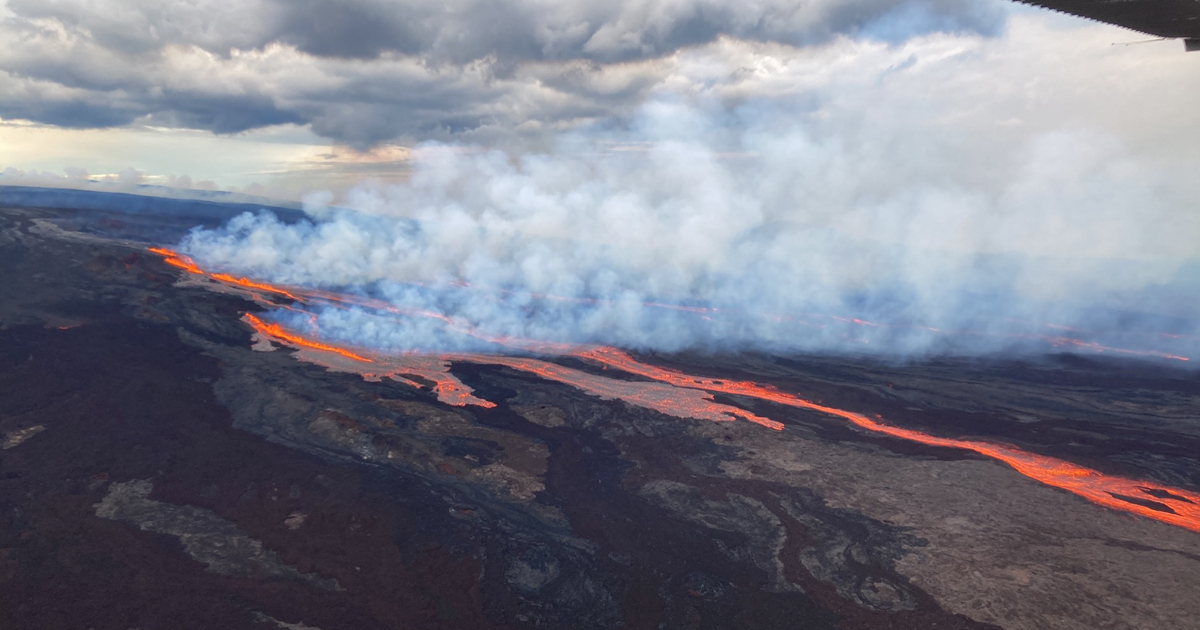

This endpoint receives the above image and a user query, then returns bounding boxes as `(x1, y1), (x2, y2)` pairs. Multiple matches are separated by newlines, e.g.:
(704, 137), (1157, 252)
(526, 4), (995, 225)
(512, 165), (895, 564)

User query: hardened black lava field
(2, 199), (1200, 630)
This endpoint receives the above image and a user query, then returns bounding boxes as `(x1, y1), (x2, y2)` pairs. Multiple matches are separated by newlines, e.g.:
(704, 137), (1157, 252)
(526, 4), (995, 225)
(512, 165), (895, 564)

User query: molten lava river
(152, 247), (1200, 534)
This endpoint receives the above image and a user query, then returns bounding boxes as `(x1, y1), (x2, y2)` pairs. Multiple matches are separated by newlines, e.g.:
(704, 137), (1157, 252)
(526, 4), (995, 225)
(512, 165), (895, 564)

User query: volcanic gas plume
(176, 105), (1200, 363)
(152, 246), (1200, 535)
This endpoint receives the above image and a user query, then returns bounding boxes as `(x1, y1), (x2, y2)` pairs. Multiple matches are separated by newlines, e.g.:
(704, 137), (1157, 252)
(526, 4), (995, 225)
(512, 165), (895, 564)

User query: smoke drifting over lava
(181, 101), (1200, 362)
(145, 246), (1200, 537)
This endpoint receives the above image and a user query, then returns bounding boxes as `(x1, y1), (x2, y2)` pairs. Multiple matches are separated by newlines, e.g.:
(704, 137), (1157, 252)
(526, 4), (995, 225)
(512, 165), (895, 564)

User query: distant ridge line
(0, 185), (308, 241)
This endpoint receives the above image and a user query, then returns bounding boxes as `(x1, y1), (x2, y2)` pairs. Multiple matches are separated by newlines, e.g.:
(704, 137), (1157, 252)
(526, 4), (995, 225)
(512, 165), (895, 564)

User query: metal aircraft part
(1017, 0), (1200, 50)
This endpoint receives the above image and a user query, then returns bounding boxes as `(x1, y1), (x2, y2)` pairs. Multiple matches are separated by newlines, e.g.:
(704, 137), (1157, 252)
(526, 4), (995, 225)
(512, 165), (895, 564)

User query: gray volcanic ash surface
(2, 197), (1200, 630)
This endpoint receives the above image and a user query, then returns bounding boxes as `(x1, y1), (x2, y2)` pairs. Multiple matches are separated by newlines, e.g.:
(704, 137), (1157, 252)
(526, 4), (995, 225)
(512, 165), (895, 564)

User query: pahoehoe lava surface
(2, 201), (1200, 629)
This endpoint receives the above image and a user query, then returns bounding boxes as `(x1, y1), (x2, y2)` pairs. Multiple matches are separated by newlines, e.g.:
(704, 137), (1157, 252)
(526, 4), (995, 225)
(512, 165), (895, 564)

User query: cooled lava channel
(153, 246), (1200, 534)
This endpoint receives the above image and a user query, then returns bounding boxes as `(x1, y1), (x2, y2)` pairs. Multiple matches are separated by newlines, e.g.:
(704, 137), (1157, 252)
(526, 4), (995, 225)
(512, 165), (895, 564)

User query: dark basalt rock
(1, 203), (1199, 630)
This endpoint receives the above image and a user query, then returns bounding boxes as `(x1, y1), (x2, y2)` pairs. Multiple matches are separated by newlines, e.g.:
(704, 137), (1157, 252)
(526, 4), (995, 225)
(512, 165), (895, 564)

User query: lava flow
(243, 310), (765, 423)
(468, 355), (783, 429)
(571, 346), (1200, 533)
(242, 312), (497, 408)
(243, 313), (373, 362)
(149, 247), (204, 275)
(149, 248), (300, 301)
(151, 245), (1200, 534)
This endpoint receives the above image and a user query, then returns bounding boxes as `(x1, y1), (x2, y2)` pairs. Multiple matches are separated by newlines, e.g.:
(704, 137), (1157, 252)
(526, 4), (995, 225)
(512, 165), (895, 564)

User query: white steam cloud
(181, 27), (1200, 362)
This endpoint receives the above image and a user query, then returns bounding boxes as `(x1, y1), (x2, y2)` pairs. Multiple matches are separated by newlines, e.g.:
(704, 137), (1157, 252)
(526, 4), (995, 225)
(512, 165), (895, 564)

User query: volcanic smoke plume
(180, 102), (1200, 362)
(223, 270), (1200, 535)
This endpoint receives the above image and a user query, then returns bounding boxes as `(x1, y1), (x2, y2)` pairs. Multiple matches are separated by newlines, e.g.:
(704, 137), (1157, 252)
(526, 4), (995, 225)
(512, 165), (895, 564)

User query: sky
(2, 0), (1199, 358)
(0, 0), (1195, 197)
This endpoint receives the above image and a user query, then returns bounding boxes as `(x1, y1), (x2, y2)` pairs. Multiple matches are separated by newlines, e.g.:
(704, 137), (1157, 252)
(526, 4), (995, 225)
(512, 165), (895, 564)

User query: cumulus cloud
(1, 165), (245, 200)
(0, 165), (93, 186)
(0, 0), (1007, 144)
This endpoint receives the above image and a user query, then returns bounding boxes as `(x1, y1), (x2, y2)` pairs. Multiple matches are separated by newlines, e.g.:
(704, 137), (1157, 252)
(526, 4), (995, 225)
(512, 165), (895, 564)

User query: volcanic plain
(2, 201), (1199, 630)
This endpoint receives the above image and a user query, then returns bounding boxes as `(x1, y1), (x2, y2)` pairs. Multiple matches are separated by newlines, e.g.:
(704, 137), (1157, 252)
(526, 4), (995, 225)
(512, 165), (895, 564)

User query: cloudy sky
(0, 0), (1195, 197)
(2, 0), (1198, 357)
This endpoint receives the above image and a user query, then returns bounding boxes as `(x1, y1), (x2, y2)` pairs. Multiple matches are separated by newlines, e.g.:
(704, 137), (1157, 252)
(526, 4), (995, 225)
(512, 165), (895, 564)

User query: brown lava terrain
(1, 200), (1199, 630)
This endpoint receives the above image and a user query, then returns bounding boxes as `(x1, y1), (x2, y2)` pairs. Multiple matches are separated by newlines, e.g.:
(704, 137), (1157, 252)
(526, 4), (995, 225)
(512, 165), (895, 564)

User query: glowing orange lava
(151, 245), (1200, 534)
(571, 346), (1200, 533)
(244, 313), (374, 363)
(466, 355), (782, 429)
(363, 356), (498, 408)
(1047, 336), (1189, 362)
(211, 273), (300, 301)
(244, 309), (497, 408)
(430, 376), (499, 408)
(149, 247), (300, 301)
(149, 247), (205, 274)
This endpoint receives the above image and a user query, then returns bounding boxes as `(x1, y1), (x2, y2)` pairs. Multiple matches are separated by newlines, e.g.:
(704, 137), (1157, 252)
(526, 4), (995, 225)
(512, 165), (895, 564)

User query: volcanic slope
(1, 201), (1200, 630)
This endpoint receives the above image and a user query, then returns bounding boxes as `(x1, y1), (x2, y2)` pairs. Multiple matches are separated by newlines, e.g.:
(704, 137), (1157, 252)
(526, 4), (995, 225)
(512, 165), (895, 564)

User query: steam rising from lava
(180, 102), (1200, 361)
(152, 246), (1200, 534)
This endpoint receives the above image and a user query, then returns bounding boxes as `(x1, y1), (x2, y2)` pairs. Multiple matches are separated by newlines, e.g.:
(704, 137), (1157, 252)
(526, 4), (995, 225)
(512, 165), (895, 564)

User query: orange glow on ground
(211, 273), (300, 301)
(244, 310), (497, 408)
(1046, 336), (1189, 362)
(149, 247), (299, 300)
(151, 245), (1200, 533)
(148, 246), (1189, 362)
(465, 355), (782, 429)
(572, 347), (1200, 533)
(244, 313), (374, 363)
(149, 247), (205, 275)
(362, 356), (498, 408)
(430, 376), (499, 408)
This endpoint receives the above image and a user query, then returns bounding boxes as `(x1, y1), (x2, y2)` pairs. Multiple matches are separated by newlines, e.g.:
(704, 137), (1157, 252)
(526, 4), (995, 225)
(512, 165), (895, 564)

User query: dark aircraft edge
(1015, 0), (1200, 50)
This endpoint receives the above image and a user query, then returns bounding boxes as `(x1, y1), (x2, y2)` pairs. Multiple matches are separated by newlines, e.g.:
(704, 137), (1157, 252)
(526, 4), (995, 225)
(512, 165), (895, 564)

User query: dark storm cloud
(0, 97), (135, 128)
(0, 0), (1009, 143)
(272, 0), (428, 59)
(152, 92), (306, 134)
(7, 0), (1006, 62)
